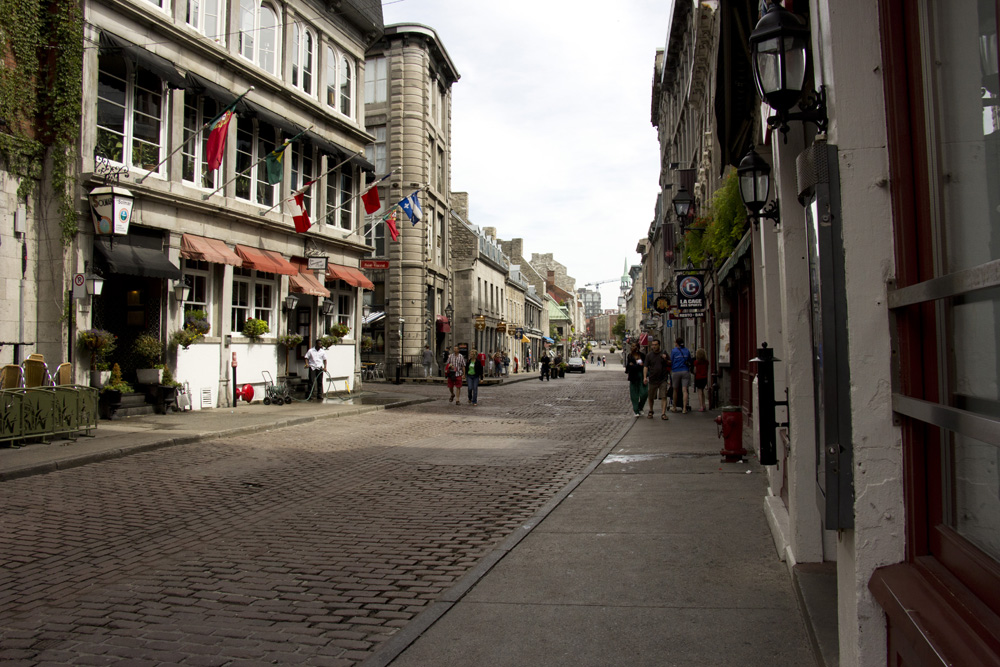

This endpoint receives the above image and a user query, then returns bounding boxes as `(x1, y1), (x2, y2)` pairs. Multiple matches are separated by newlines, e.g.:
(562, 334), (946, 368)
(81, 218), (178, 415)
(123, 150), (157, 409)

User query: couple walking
(445, 346), (485, 406)
(625, 337), (709, 417)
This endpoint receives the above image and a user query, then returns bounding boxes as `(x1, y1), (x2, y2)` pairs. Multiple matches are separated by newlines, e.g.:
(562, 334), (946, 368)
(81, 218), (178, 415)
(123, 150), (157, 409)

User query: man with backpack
(670, 337), (693, 413)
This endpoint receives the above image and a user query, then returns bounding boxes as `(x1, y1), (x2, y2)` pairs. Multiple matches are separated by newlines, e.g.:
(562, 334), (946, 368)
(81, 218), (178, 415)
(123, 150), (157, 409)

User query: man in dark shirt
(643, 338), (670, 420)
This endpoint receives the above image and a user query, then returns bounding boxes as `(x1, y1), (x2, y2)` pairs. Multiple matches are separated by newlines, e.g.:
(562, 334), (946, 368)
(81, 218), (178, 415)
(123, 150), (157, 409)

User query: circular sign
(74, 273), (85, 287)
(654, 296), (669, 313)
(679, 275), (703, 298)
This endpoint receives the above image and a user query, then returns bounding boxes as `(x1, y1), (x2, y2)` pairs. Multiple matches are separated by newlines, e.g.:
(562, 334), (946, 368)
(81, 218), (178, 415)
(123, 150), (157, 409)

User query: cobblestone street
(1, 368), (630, 666)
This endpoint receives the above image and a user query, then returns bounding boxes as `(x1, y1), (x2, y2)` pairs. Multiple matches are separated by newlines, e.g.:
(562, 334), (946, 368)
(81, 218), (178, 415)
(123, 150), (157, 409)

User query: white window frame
(365, 55), (387, 104)
(365, 125), (386, 175)
(182, 259), (211, 326)
(186, 0), (224, 43)
(232, 267), (276, 335)
(340, 55), (354, 117)
(324, 279), (355, 330)
(292, 22), (315, 96)
(339, 167), (354, 230)
(181, 93), (220, 190)
(238, 0), (278, 75)
(96, 53), (167, 178)
(235, 115), (277, 206)
(290, 141), (315, 218)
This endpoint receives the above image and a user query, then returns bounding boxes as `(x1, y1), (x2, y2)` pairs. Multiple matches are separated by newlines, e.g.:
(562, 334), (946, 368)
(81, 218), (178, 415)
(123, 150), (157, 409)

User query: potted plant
(184, 309), (211, 336)
(318, 335), (337, 349)
(77, 328), (117, 387)
(328, 323), (351, 340)
(559, 362), (568, 378)
(150, 366), (182, 414)
(242, 318), (269, 340)
(99, 363), (132, 420)
(169, 327), (202, 351)
(133, 333), (164, 384)
(360, 335), (374, 352)
(276, 333), (304, 371)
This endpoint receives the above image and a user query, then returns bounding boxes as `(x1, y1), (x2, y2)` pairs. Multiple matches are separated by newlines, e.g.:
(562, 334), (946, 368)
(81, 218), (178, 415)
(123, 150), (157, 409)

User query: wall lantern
(672, 186), (694, 223)
(737, 146), (780, 227)
(173, 279), (192, 302)
(283, 293), (300, 311)
(86, 270), (105, 296)
(444, 303), (454, 322)
(749, 1), (827, 140)
(321, 299), (336, 316)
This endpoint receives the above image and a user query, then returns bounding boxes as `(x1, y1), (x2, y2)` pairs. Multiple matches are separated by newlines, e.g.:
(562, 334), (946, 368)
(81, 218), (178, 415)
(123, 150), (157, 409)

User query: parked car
(567, 356), (586, 373)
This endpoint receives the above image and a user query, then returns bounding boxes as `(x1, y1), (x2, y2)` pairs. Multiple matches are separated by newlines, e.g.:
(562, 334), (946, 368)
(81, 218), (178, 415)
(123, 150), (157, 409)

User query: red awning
(234, 245), (298, 276)
(289, 260), (330, 297)
(326, 263), (375, 290)
(436, 315), (451, 333)
(180, 234), (242, 266)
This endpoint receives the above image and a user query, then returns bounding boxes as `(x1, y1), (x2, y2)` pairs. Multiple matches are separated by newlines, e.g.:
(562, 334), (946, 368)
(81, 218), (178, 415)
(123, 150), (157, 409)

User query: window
(186, 0), (222, 42)
(425, 208), (433, 262)
(96, 54), (166, 176)
(326, 46), (338, 109)
(235, 115), (276, 205)
(324, 280), (354, 330)
(340, 56), (353, 117)
(437, 147), (445, 192)
(182, 94), (220, 189)
(290, 141), (314, 217)
(365, 126), (386, 175)
(232, 267), (275, 334)
(292, 23), (314, 95)
(239, 0), (277, 74)
(435, 210), (443, 265)
(182, 259), (210, 325)
(339, 169), (353, 230)
(365, 55), (387, 104)
(364, 211), (385, 256)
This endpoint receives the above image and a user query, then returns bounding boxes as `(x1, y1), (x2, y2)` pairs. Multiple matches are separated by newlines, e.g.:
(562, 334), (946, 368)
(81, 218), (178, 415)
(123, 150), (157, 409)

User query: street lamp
(737, 146), (780, 227)
(749, 1), (827, 140)
(672, 186), (694, 228)
(173, 279), (191, 303)
(283, 293), (300, 311)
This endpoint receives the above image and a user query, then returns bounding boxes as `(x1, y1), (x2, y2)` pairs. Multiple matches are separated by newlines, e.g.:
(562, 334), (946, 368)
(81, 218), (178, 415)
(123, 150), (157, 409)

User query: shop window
(96, 54), (166, 177)
(231, 267), (275, 334)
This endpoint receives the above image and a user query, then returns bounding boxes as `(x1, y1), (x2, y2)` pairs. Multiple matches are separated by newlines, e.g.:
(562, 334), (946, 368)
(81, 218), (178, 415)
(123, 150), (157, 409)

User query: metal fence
(0, 386), (99, 446)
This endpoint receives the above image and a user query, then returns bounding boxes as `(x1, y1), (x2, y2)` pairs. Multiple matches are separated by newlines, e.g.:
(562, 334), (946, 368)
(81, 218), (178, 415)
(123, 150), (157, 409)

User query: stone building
(361, 23), (459, 375)
(51, 0), (384, 408)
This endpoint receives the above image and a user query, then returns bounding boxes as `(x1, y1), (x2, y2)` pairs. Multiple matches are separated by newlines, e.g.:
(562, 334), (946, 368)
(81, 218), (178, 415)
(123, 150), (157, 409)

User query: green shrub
(132, 333), (163, 367)
(101, 363), (132, 394)
(242, 318), (269, 339)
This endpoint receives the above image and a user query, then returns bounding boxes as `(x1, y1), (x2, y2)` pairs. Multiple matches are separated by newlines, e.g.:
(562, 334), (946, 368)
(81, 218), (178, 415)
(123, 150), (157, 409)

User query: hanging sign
(88, 186), (133, 236)
(654, 296), (670, 313)
(676, 273), (705, 311)
(307, 256), (328, 271)
(475, 316), (486, 331)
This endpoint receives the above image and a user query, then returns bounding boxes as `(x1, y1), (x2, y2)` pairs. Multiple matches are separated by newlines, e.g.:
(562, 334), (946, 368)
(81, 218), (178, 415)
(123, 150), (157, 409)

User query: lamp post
(749, 1), (827, 140)
(737, 146), (780, 227)
(444, 302), (454, 355)
(672, 186), (694, 232)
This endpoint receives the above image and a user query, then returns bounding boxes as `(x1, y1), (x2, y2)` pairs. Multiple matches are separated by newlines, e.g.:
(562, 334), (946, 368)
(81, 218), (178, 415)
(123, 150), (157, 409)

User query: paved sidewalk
(0, 390), (430, 481)
(365, 409), (817, 667)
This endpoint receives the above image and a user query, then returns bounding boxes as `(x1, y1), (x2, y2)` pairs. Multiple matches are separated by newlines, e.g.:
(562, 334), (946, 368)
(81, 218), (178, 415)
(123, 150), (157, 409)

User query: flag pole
(203, 124), (314, 201)
(257, 151), (362, 216)
(135, 86), (254, 185)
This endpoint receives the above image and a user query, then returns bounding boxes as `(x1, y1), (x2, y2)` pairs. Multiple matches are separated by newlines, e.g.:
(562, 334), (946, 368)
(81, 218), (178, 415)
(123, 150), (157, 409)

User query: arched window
(326, 46), (337, 109)
(238, 0), (277, 74)
(340, 56), (352, 117)
(292, 23), (314, 94)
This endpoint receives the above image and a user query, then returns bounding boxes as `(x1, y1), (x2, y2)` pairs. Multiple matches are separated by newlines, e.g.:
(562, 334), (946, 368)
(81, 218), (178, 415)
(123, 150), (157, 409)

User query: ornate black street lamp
(737, 146), (780, 227)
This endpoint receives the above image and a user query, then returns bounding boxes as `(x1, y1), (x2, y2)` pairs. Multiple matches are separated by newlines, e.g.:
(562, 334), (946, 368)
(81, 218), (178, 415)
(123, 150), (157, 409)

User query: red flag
(385, 209), (399, 242)
(361, 186), (381, 214)
(292, 189), (312, 233)
(205, 107), (236, 171)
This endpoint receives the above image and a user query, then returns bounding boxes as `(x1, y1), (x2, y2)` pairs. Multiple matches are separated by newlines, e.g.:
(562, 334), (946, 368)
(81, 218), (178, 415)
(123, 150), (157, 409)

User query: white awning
(363, 311), (385, 325)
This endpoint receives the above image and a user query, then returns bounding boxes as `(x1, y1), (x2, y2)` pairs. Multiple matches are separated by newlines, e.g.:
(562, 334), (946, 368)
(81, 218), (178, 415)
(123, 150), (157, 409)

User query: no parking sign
(73, 273), (86, 300)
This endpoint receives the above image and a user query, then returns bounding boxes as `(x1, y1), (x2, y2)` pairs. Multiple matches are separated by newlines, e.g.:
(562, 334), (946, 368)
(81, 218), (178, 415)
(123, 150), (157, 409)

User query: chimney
(483, 227), (496, 240)
(452, 192), (470, 222)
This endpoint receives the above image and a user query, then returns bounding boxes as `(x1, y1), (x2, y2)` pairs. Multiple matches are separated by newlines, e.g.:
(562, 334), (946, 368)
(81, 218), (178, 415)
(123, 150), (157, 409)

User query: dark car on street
(567, 356), (586, 373)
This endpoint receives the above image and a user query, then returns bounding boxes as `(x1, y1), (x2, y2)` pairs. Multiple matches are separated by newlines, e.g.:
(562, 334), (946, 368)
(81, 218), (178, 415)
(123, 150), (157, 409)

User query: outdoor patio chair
(374, 363), (386, 381)
(27, 353), (44, 362)
(53, 362), (72, 385)
(22, 358), (52, 388)
(0, 364), (23, 389)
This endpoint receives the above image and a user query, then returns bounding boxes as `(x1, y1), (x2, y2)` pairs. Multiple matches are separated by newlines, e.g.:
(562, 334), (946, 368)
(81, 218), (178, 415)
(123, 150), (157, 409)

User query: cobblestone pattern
(0, 372), (630, 666)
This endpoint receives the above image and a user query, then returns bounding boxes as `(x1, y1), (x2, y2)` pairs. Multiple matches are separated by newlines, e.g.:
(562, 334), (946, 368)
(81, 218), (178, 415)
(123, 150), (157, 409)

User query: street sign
(666, 320), (673, 328)
(360, 259), (389, 269)
(73, 273), (86, 300)
(676, 273), (706, 311)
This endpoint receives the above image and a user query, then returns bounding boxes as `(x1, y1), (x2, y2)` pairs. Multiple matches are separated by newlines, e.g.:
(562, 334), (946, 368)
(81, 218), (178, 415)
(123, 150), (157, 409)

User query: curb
(360, 415), (637, 667)
(0, 397), (436, 482)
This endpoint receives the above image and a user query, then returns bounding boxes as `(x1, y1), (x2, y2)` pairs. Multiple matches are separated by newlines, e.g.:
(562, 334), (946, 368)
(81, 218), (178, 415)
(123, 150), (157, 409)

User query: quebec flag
(398, 191), (423, 225)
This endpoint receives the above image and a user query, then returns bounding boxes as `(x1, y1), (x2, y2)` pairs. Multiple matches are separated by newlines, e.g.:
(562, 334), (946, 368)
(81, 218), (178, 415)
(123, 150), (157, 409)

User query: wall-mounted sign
(654, 296), (670, 313)
(361, 259), (390, 269)
(475, 316), (486, 331)
(88, 186), (133, 236)
(676, 273), (705, 311)
(645, 287), (653, 313)
(307, 256), (328, 271)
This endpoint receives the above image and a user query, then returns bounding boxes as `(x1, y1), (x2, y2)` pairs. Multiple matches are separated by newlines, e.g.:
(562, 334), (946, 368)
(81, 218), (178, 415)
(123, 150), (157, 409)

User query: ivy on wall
(0, 0), (83, 245)
(683, 171), (748, 267)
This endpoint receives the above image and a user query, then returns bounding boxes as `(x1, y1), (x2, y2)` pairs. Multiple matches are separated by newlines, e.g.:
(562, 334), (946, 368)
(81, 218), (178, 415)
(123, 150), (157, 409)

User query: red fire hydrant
(716, 406), (747, 463)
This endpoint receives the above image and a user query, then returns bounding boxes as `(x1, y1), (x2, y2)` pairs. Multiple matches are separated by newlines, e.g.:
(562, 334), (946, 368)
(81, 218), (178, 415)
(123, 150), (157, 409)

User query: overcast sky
(381, 0), (669, 311)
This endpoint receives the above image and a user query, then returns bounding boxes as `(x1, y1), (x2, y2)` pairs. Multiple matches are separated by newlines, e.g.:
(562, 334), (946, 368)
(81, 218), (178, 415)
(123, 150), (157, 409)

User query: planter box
(90, 370), (111, 388)
(136, 368), (163, 384)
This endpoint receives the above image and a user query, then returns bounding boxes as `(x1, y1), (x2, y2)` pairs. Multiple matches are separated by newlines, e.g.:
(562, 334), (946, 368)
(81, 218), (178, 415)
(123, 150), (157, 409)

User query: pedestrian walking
(670, 337), (693, 413)
(602, 355), (606, 367)
(540, 353), (551, 381)
(643, 338), (670, 420)
(304, 339), (327, 400)
(445, 345), (466, 404)
(466, 347), (484, 405)
(693, 347), (710, 411)
(625, 343), (648, 417)
(421, 344), (433, 378)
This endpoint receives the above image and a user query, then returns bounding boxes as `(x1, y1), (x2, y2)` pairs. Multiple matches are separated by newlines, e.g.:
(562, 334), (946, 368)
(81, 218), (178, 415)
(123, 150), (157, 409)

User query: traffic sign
(73, 273), (86, 300)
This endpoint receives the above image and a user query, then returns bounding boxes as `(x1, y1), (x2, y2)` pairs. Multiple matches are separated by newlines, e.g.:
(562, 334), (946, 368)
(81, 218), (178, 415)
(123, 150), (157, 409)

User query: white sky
(381, 0), (669, 311)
